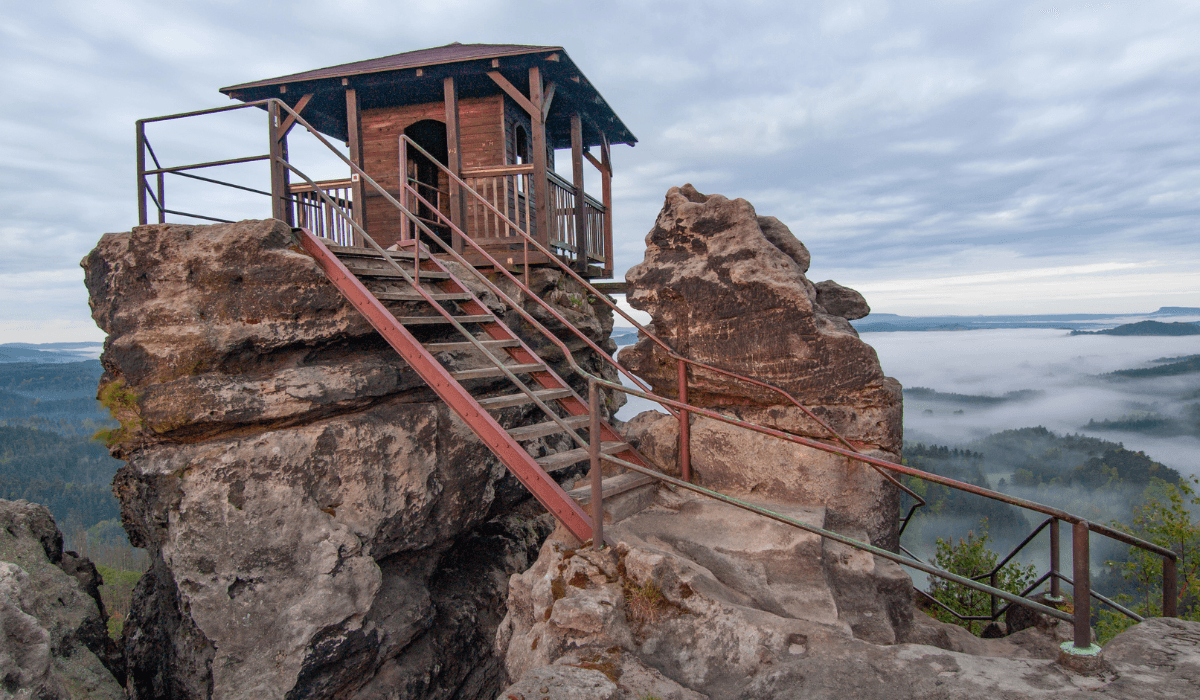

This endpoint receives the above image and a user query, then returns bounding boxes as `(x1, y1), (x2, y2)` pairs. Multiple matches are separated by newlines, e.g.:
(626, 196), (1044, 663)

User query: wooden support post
(678, 359), (691, 482)
(444, 76), (466, 252)
(570, 113), (587, 274)
(1072, 521), (1091, 649)
(345, 87), (366, 243)
(136, 121), (148, 225)
(600, 135), (613, 277)
(267, 101), (287, 222)
(529, 66), (550, 248)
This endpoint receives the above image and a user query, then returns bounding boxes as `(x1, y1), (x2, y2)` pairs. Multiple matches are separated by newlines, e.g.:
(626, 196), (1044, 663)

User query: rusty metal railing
(134, 98), (1180, 652)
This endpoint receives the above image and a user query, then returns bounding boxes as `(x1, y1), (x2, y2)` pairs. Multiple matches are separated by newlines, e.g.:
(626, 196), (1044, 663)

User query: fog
(866, 325), (1200, 478)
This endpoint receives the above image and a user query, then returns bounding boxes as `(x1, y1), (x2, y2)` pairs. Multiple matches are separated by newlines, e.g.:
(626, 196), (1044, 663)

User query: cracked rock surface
(82, 220), (618, 699)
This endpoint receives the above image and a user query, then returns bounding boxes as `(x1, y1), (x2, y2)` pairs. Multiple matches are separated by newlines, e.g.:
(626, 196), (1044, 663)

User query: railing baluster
(589, 379), (603, 552)
(1050, 518), (1061, 600)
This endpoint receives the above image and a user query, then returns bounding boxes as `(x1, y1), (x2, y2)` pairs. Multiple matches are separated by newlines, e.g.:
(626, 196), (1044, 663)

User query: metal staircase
(295, 232), (654, 543)
(136, 97), (1181, 653)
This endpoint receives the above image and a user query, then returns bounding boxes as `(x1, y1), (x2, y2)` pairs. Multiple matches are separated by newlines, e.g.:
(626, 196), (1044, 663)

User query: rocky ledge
(80, 219), (621, 700)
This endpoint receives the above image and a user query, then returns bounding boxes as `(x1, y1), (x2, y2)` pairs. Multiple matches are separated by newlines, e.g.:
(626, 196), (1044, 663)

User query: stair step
(537, 442), (631, 471)
(507, 415), (590, 441)
(341, 261), (450, 280)
(450, 363), (546, 381)
(569, 472), (658, 505)
(397, 315), (493, 325)
(328, 244), (429, 260)
(477, 388), (574, 410)
(375, 291), (472, 302)
(424, 339), (521, 352)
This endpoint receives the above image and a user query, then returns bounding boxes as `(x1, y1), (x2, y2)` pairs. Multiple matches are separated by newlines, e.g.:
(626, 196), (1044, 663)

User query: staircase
(294, 233), (655, 543)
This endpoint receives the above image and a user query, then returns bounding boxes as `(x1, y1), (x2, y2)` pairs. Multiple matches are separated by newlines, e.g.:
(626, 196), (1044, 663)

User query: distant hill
(1107, 355), (1200, 379)
(1152, 307), (1200, 316)
(904, 387), (1043, 405)
(1071, 320), (1200, 337)
(0, 342), (102, 364)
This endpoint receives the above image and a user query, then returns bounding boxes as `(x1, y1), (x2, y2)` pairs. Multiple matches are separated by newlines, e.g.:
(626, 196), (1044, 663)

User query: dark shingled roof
(221, 43), (562, 92)
(220, 43), (636, 148)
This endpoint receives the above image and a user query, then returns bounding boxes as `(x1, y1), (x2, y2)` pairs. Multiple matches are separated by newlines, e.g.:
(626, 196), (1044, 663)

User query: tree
(927, 520), (1037, 635)
(1098, 477), (1200, 642)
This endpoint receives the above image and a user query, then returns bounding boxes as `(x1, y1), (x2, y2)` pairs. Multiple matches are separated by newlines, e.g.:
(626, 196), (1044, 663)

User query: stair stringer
(296, 228), (595, 540)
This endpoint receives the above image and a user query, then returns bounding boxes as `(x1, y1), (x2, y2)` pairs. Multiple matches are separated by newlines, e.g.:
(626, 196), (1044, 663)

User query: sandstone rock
(814, 280), (871, 320)
(0, 500), (124, 699)
(82, 220), (609, 699)
(620, 184), (889, 409)
(496, 664), (618, 700)
(617, 185), (902, 549)
(497, 491), (1200, 698)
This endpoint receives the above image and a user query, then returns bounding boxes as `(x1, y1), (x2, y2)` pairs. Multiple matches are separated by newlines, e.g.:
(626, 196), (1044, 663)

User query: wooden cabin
(220, 43), (636, 278)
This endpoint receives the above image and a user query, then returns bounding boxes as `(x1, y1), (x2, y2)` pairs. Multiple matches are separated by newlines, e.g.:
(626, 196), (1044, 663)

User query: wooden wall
(360, 94), (505, 245)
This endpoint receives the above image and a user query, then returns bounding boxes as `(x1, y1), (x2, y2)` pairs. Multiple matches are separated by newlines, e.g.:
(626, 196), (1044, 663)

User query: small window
(514, 125), (529, 164)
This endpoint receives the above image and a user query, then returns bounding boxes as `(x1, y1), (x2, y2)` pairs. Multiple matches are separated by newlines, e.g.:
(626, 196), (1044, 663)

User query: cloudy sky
(3, 0), (1199, 342)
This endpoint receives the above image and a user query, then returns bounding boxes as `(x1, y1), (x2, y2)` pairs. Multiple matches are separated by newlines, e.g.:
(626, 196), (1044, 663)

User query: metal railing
(134, 98), (1180, 653)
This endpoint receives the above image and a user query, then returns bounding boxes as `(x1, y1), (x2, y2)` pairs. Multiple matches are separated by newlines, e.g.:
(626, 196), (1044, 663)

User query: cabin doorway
(403, 119), (452, 245)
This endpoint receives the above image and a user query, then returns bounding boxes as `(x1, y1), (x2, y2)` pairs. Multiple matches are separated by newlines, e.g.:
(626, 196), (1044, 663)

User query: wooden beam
(276, 93), (313, 140)
(582, 150), (605, 173)
(345, 88), (366, 240)
(600, 133), (613, 276)
(541, 82), (556, 121)
(529, 66), (550, 248)
(444, 76), (465, 252)
(487, 71), (538, 117)
(571, 113), (587, 274)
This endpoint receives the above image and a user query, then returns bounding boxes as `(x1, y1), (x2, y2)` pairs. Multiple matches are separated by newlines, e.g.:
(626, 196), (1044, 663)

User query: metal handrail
(397, 135), (928, 509)
(134, 97), (1181, 651)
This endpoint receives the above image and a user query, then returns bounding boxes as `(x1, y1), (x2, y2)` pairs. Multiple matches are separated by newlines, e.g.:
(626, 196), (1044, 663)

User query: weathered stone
(496, 664), (618, 700)
(620, 184), (890, 410)
(498, 490), (1200, 699)
(814, 280), (871, 320)
(617, 185), (902, 548)
(82, 220), (603, 699)
(0, 500), (124, 699)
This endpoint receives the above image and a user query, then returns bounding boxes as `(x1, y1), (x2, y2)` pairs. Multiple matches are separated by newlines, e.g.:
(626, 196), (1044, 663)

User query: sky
(3, 0), (1200, 342)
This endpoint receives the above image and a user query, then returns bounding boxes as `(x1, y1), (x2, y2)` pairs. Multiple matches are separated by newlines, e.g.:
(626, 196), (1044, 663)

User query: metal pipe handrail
(397, 135), (927, 506)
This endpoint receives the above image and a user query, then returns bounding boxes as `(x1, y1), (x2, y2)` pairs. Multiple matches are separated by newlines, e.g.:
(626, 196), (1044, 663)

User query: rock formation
(619, 184), (903, 548)
(496, 518), (1200, 699)
(81, 219), (619, 699)
(0, 499), (124, 699)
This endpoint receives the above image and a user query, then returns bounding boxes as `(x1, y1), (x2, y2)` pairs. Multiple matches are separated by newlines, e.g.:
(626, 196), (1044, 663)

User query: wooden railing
(463, 164), (534, 241)
(289, 179), (355, 246)
(547, 170), (606, 264)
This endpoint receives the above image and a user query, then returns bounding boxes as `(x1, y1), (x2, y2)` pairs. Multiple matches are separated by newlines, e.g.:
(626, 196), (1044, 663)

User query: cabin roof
(220, 43), (636, 149)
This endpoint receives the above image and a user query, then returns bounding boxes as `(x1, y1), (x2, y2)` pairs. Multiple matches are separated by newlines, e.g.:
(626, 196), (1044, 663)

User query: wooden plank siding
(360, 95), (505, 247)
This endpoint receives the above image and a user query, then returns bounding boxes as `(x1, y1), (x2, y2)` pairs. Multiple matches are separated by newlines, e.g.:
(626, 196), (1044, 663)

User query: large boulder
(0, 500), (124, 699)
(497, 492), (1200, 699)
(619, 185), (903, 548)
(82, 220), (613, 699)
